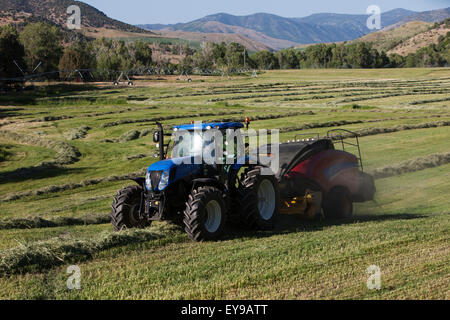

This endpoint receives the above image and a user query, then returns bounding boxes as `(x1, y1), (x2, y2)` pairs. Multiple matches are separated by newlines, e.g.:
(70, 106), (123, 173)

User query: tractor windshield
(172, 131), (217, 158)
(171, 129), (244, 161)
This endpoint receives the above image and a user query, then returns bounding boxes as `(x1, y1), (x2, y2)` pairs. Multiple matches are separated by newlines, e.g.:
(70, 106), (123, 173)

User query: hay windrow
(0, 168), (147, 202)
(353, 121), (450, 138)
(371, 152), (450, 179)
(101, 111), (241, 128)
(0, 130), (81, 167)
(0, 214), (110, 230)
(0, 229), (167, 275)
(64, 126), (91, 141)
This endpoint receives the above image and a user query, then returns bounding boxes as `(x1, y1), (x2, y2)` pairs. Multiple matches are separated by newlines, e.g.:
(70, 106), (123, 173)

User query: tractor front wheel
(183, 186), (227, 242)
(322, 186), (353, 219)
(111, 186), (151, 231)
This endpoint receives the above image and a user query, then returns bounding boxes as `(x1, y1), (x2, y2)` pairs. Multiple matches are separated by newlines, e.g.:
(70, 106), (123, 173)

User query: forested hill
(0, 0), (150, 33)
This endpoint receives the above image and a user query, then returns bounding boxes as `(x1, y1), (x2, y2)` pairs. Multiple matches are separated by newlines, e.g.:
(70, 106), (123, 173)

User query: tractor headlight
(145, 172), (152, 190)
(158, 170), (170, 190)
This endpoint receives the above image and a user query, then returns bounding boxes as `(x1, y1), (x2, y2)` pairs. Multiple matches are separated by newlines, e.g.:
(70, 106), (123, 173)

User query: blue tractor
(110, 121), (280, 241)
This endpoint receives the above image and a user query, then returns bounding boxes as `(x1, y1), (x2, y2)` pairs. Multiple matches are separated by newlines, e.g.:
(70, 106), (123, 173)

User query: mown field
(0, 68), (449, 300)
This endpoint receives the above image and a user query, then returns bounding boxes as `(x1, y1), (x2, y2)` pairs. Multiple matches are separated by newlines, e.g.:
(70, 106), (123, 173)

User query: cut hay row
(207, 89), (384, 103)
(0, 229), (176, 275)
(208, 88), (449, 103)
(160, 86), (381, 100)
(371, 152), (450, 179)
(202, 79), (449, 97)
(101, 129), (153, 143)
(64, 126), (91, 141)
(279, 116), (448, 135)
(210, 111), (315, 123)
(353, 121), (450, 139)
(100, 111), (243, 128)
(0, 214), (110, 230)
(337, 90), (450, 103)
(409, 97), (450, 105)
(33, 106), (160, 123)
(0, 130), (81, 167)
(0, 168), (147, 202)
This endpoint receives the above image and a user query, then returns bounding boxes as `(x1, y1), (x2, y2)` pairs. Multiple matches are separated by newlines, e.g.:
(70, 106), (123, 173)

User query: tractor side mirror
(153, 131), (160, 143)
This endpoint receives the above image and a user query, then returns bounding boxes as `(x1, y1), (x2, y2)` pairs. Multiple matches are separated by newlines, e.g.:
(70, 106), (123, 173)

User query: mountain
(0, 0), (150, 34)
(155, 29), (273, 52)
(153, 21), (298, 51)
(139, 8), (450, 48)
(384, 7), (450, 30)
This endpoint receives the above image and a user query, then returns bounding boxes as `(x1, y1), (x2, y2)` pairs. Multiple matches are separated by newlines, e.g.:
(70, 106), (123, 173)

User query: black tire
(183, 186), (227, 242)
(322, 186), (353, 219)
(238, 167), (280, 230)
(111, 186), (151, 231)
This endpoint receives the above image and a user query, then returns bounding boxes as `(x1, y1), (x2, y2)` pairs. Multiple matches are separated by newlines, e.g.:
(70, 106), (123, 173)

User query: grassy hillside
(389, 19), (450, 56)
(0, 69), (449, 299)
(0, 0), (151, 34)
(356, 21), (433, 52)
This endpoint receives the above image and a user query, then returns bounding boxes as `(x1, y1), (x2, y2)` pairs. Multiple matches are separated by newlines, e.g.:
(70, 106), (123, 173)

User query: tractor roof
(173, 122), (244, 131)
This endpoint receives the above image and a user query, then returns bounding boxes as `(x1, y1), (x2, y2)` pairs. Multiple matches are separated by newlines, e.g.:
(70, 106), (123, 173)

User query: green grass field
(0, 69), (449, 300)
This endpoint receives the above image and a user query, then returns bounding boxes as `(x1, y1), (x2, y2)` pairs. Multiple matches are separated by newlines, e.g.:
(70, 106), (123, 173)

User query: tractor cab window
(172, 131), (217, 158)
(171, 128), (244, 163)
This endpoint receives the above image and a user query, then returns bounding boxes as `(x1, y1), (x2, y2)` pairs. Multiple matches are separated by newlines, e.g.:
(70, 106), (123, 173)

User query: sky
(81, 0), (450, 24)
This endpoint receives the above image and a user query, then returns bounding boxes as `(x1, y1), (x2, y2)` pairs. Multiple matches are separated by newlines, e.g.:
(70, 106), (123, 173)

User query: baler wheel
(111, 186), (151, 231)
(322, 186), (353, 219)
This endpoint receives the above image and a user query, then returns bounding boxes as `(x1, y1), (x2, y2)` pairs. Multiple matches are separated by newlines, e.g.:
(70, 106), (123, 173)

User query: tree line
(0, 22), (154, 83)
(1, 22), (449, 85)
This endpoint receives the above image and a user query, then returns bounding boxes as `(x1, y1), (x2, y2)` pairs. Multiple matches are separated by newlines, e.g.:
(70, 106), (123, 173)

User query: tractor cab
(170, 122), (245, 160)
(152, 122), (246, 162)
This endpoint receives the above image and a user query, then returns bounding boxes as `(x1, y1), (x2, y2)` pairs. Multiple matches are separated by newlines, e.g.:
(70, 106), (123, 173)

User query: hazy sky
(81, 0), (450, 24)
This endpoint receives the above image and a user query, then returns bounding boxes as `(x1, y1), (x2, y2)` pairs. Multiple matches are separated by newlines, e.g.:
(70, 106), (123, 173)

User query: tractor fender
(191, 178), (226, 192)
(131, 177), (146, 189)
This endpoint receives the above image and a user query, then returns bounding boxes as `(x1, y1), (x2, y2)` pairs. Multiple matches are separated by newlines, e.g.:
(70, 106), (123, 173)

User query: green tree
(19, 23), (63, 74)
(58, 39), (94, 78)
(276, 48), (299, 69)
(225, 43), (252, 69)
(128, 40), (152, 68)
(251, 50), (278, 69)
(0, 25), (25, 81)
(389, 53), (405, 67)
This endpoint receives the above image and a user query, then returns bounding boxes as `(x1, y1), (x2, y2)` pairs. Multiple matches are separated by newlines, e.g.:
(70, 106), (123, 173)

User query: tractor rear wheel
(111, 186), (151, 231)
(322, 186), (353, 219)
(238, 167), (280, 230)
(183, 186), (227, 242)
